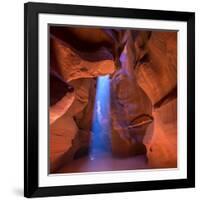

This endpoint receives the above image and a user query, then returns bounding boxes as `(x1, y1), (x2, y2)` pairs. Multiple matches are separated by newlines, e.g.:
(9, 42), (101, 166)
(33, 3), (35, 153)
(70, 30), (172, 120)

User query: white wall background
(0, 0), (199, 199)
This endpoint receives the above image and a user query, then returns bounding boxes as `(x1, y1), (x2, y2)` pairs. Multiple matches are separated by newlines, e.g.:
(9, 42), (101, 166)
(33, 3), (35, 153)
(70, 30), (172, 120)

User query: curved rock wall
(128, 30), (177, 168)
(49, 27), (123, 172)
(49, 26), (178, 172)
(110, 44), (152, 157)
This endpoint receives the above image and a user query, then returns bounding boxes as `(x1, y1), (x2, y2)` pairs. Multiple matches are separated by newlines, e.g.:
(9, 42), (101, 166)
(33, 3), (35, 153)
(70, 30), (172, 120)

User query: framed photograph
(24, 2), (195, 198)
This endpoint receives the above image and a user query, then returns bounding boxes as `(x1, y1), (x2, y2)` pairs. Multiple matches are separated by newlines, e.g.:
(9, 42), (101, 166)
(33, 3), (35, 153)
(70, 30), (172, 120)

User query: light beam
(90, 75), (111, 160)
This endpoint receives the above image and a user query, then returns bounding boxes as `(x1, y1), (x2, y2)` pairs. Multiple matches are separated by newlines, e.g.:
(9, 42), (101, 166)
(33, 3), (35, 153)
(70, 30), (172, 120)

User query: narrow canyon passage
(57, 76), (149, 174)
(50, 27), (178, 174)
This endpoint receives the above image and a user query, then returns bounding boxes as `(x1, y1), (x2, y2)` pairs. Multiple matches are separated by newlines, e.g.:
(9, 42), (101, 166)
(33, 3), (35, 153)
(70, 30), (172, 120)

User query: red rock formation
(110, 46), (152, 157)
(50, 78), (96, 172)
(49, 27), (125, 172)
(50, 36), (116, 82)
(130, 31), (177, 106)
(129, 30), (177, 168)
(49, 26), (178, 172)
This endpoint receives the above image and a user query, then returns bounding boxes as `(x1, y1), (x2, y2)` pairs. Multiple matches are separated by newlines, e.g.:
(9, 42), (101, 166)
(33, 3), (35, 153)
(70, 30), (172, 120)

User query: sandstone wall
(49, 26), (178, 172)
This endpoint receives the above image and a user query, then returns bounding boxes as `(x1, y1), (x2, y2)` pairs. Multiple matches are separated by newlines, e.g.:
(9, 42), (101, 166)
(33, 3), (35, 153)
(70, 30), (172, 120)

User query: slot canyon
(49, 26), (177, 173)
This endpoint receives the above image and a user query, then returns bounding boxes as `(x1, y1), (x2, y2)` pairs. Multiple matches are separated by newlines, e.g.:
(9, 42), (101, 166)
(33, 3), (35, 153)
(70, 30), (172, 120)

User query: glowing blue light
(90, 75), (111, 159)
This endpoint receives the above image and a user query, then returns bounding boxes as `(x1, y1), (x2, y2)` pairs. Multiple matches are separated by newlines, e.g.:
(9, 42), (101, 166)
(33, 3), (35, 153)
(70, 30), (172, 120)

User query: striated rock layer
(49, 27), (124, 172)
(128, 30), (178, 168)
(49, 26), (178, 172)
(110, 45), (152, 157)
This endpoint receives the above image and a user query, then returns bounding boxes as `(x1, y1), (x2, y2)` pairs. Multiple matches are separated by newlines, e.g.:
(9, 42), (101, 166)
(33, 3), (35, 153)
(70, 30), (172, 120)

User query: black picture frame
(24, 2), (195, 198)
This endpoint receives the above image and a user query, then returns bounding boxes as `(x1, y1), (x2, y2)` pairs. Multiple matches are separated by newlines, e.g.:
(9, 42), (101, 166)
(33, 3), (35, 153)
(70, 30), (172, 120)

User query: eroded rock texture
(50, 72), (75, 125)
(128, 30), (177, 168)
(50, 26), (177, 172)
(49, 27), (125, 172)
(110, 45), (152, 157)
(50, 27), (124, 82)
(50, 78), (96, 172)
